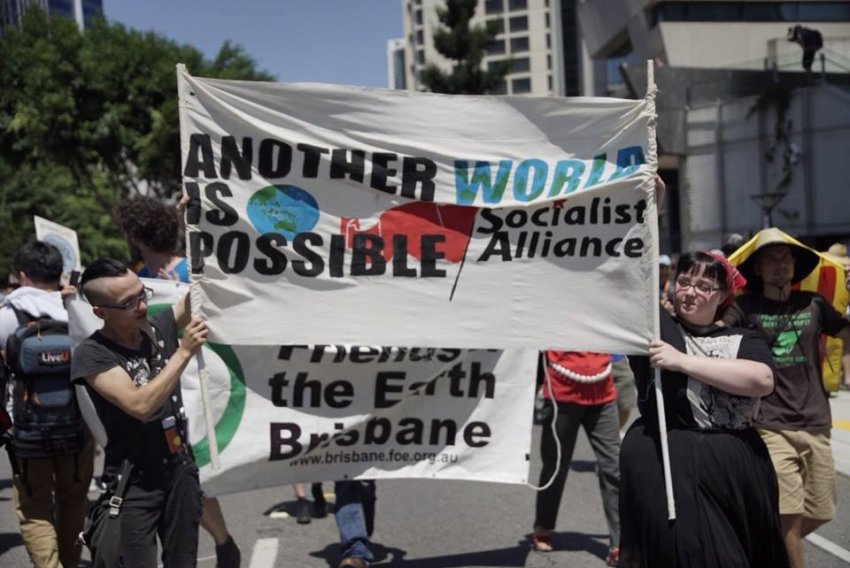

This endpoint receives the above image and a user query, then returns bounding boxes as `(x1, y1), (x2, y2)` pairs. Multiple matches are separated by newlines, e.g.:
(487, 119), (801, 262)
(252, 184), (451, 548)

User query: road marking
(249, 538), (279, 568)
(806, 533), (850, 563)
(833, 419), (850, 432)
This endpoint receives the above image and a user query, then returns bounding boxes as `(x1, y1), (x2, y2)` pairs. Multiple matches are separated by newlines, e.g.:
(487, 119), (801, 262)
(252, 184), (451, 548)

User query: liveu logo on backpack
(4, 307), (84, 458)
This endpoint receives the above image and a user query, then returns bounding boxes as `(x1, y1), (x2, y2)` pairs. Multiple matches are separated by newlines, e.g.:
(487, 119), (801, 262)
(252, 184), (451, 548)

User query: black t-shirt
(71, 309), (184, 476)
(723, 290), (849, 431)
(632, 309), (775, 431)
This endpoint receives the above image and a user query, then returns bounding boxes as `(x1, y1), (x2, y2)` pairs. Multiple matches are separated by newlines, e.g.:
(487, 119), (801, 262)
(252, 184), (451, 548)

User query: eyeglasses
(96, 287), (153, 311)
(675, 276), (720, 296)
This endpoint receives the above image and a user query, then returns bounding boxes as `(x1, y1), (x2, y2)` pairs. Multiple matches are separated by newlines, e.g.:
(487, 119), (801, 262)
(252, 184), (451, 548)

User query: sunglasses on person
(674, 276), (720, 296)
(96, 286), (154, 311)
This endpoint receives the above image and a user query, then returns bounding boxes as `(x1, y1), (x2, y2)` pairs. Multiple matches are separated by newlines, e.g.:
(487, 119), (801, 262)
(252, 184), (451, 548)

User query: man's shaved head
(79, 259), (132, 305)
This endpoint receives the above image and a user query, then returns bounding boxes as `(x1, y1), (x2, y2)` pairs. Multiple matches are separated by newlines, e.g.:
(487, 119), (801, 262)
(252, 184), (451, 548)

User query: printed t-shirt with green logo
(723, 291), (849, 431)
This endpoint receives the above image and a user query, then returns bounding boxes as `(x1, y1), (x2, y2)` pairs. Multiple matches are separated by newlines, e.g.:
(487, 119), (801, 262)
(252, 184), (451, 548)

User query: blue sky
(104, 0), (403, 87)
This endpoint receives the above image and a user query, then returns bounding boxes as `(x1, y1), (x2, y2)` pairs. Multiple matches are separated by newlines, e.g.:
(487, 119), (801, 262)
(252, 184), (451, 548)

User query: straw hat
(823, 243), (850, 268)
(735, 228), (820, 291)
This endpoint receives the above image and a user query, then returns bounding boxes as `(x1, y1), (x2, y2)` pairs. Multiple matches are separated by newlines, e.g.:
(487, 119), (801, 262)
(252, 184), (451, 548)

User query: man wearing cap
(723, 228), (850, 568)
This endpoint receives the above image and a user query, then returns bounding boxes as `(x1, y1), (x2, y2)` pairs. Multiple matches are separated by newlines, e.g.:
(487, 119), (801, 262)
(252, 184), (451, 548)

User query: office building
(578, 0), (850, 249)
(401, 0), (578, 96)
(387, 37), (408, 89)
(1, 0), (103, 34)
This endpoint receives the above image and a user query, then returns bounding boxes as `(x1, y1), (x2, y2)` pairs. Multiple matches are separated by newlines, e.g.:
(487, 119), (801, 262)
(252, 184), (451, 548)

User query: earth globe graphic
(42, 235), (78, 274)
(246, 185), (320, 240)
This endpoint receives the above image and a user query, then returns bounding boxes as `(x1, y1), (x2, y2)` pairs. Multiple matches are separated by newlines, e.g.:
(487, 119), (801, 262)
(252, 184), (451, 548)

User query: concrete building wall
(578, 0), (850, 249)
(658, 22), (850, 69)
(578, 0), (649, 57)
(682, 84), (850, 250)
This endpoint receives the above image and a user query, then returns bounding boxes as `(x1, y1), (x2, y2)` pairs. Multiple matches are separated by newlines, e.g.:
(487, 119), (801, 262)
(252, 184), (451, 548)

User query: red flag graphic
(340, 203), (478, 264)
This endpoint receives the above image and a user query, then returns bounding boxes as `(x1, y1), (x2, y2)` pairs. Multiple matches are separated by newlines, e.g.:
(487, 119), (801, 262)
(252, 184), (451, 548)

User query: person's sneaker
(606, 546), (620, 567)
(296, 498), (312, 524)
(215, 536), (241, 568)
(339, 557), (367, 568)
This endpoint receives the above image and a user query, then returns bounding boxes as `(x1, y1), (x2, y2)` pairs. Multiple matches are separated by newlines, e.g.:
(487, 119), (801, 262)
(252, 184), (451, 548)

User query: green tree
(420, 0), (510, 95)
(0, 7), (272, 280)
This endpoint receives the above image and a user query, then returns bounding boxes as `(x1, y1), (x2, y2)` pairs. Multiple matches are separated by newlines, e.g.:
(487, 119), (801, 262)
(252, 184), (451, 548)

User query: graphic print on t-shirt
(684, 332), (759, 430)
(122, 334), (168, 388)
(125, 358), (152, 387)
(759, 311), (811, 367)
(772, 330), (797, 357)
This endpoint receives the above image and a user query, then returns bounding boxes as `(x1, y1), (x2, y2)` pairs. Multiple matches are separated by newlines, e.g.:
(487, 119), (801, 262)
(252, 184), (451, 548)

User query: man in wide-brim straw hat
(723, 227), (850, 568)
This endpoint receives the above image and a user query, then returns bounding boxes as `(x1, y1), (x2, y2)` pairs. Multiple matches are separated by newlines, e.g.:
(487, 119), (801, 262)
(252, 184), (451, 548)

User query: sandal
(531, 533), (553, 552)
(606, 546), (620, 567)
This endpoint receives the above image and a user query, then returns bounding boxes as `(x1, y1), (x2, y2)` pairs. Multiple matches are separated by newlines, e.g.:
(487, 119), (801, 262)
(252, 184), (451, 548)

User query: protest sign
(68, 280), (538, 494)
(177, 66), (659, 353)
(34, 215), (82, 278)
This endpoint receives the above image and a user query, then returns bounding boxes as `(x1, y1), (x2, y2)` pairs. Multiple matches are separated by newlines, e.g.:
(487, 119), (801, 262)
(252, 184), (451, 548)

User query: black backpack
(3, 306), (85, 459)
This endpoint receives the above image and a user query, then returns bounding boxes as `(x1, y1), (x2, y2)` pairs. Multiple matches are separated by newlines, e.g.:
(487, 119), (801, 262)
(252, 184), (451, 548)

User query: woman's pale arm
(649, 339), (773, 397)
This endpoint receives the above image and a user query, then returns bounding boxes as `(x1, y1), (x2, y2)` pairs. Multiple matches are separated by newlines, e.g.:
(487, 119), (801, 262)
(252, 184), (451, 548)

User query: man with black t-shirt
(723, 228), (850, 568)
(72, 259), (208, 567)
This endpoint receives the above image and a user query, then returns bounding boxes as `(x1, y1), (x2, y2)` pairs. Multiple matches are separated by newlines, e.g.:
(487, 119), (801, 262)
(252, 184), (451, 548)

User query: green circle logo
(148, 303), (246, 468)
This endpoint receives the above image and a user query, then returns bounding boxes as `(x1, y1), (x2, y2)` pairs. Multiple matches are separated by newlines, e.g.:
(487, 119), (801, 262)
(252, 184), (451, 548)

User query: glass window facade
(47, 0), (74, 19)
(81, 0), (102, 24)
(509, 15), (528, 32)
(488, 58), (507, 72)
(652, 2), (850, 26)
(512, 57), (531, 72)
(508, 0), (528, 11)
(487, 38), (507, 55)
(798, 2), (850, 20)
(512, 77), (532, 93)
(486, 17), (505, 34)
(510, 36), (529, 53)
(485, 0), (503, 14)
(2, 0), (102, 31)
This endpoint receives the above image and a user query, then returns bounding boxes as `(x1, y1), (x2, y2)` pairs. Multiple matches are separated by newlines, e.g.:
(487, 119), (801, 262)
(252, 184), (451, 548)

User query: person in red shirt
(531, 351), (621, 567)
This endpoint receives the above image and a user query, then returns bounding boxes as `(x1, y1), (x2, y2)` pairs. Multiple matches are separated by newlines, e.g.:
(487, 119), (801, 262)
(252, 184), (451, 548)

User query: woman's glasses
(675, 276), (719, 296)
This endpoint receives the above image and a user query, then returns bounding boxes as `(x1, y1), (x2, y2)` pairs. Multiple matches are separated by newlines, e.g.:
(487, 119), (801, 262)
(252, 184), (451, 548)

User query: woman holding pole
(619, 252), (788, 567)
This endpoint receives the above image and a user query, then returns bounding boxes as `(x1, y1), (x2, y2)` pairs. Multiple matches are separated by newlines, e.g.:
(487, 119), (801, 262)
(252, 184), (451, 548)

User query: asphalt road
(1, 425), (848, 567)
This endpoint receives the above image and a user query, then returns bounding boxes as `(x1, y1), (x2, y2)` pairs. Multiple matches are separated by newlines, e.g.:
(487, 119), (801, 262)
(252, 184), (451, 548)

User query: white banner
(178, 66), (659, 353)
(68, 280), (538, 494)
